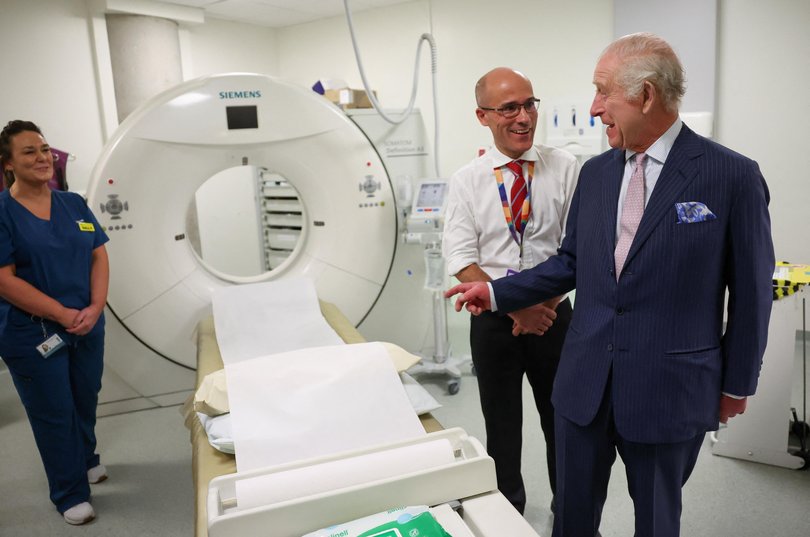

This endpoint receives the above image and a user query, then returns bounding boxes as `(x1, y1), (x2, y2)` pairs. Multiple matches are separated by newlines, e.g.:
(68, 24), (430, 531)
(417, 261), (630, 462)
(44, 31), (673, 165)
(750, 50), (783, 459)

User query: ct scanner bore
(87, 73), (423, 403)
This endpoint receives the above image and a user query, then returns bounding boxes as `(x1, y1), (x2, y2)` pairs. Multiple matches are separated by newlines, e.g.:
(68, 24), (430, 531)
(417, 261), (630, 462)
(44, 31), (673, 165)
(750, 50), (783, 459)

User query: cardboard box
(323, 88), (376, 109)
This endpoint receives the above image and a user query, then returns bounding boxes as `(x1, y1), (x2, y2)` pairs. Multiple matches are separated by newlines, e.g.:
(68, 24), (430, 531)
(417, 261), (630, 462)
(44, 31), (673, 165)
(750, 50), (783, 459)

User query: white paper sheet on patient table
(212, 277), (343, 365)
(225, 342), (426, 472)
(235, 439), (455, 510)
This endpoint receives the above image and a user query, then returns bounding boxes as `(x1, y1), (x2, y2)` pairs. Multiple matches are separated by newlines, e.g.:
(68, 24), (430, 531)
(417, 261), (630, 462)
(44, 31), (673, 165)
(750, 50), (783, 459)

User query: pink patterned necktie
(614, 153), (646, 279)
(505, 160), (527, 234)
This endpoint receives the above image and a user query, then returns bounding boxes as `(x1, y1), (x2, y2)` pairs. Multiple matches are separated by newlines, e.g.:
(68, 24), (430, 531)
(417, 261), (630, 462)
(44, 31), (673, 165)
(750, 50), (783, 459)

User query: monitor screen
(415, 182), (448, 208)
(226, 105), (259, 129)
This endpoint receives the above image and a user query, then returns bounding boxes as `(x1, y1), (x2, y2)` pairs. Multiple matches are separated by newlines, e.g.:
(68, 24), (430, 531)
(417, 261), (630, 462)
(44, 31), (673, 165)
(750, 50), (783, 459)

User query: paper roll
(235, 439), (455, 511)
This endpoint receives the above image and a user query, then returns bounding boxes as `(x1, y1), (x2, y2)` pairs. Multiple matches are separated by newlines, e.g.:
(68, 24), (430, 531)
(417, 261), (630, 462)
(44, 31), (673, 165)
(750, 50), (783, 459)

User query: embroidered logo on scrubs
(77, 221), (95, 232)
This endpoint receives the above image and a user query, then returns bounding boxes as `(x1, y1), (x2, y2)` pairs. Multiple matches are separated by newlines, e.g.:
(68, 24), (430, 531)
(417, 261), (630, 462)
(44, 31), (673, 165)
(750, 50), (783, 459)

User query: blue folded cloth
(675, 201), (716, 223)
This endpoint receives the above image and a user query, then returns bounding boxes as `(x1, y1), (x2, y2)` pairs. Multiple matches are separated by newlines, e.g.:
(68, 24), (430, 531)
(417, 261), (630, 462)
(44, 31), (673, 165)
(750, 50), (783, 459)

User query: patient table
(184, 302), (541, 537)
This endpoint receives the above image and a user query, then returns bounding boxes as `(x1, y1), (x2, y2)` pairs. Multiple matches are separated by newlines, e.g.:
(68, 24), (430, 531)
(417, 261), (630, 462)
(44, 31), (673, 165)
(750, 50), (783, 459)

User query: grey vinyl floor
(1, 319), (808, 536)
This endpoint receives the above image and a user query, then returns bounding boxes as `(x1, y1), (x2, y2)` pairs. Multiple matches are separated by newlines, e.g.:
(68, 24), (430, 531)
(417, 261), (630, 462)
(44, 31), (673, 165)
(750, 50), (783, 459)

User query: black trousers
(469, 298), (572, 514)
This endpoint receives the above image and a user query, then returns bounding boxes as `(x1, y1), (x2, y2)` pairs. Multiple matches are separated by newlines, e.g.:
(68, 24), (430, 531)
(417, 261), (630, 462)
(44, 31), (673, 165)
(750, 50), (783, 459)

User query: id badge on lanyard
(495, 161), (535, 273)
(36, 319), (65, 359)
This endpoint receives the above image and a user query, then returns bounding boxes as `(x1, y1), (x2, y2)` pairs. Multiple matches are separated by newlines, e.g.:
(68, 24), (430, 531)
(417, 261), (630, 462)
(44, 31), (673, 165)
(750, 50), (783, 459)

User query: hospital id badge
(37, 334), (65, 359)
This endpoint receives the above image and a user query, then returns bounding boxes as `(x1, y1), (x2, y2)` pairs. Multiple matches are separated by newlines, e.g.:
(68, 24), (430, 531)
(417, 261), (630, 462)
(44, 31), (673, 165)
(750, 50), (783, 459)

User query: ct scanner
(87, 73), (434, 408)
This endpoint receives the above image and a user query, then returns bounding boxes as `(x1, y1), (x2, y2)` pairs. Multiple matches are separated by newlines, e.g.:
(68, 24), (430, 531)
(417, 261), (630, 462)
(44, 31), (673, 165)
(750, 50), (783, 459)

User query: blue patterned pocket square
(675, 201), (717, 224)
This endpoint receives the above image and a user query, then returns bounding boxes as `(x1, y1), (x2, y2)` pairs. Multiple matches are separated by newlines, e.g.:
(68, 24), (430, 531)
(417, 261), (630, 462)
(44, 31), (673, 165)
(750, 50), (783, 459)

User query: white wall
(429, 0), (613, 174)
(0, 0), (107, 193)
(195, 166), (265, 277)
(614, 0), (717, 115)
(716, 0), (810, 263)
(275, 1), (437, 162)
(182, 17), (279, 78)
(276, 0), (612, 177)
(1, 0), (807, 263)
(0, 1), (281, 193)
(274, 0), (810, 262)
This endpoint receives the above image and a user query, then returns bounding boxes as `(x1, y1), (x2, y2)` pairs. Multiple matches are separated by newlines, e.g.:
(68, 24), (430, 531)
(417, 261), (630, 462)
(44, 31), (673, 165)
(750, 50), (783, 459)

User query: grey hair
(601, 32), (685, 114)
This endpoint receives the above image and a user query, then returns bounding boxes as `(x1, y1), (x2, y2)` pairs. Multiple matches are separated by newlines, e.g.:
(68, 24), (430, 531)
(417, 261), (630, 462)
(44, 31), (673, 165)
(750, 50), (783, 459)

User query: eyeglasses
(478, 98), (540, 118)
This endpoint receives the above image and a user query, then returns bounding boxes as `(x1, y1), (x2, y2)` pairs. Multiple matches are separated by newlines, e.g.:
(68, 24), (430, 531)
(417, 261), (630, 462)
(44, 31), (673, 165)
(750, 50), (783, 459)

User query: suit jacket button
(607, 344), (614, 352)
(617, 307), (624, 315)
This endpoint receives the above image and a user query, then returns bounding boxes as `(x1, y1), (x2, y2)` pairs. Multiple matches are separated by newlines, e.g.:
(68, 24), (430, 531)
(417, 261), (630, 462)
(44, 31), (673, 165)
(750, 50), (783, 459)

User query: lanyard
(494, 160), (535, 249)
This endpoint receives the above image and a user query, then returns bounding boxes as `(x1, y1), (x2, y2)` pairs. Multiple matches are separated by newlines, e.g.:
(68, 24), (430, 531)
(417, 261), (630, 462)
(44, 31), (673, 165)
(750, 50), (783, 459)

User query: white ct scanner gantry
(87, 73), (433, 406)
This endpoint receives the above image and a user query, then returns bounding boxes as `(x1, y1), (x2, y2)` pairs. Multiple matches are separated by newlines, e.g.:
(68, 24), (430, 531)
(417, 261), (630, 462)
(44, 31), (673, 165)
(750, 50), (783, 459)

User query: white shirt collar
(625, 118), (683, 165)
(489, 145), (540, 169)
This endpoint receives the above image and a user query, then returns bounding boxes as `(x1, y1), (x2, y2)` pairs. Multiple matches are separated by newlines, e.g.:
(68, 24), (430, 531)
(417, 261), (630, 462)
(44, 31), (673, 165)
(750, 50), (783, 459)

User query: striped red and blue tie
(506, 160), (527, 234)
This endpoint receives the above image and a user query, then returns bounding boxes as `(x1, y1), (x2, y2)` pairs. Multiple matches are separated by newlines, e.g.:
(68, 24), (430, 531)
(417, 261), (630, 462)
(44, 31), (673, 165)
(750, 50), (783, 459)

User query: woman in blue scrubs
(0, 120), (109, 525)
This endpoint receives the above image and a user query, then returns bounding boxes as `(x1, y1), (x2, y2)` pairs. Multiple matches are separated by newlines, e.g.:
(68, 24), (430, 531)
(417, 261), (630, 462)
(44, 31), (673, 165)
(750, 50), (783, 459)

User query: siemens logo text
(219, 90), (262, 99)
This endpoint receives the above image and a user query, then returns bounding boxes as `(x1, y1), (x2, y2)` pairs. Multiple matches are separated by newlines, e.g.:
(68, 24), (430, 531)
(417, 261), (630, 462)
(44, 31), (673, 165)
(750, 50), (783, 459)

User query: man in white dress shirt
(442, 67), (579, 514)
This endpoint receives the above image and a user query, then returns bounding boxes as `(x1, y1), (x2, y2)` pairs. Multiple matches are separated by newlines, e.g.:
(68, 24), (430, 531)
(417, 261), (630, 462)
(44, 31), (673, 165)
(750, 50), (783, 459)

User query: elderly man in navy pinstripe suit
(446, 33), (774, 537)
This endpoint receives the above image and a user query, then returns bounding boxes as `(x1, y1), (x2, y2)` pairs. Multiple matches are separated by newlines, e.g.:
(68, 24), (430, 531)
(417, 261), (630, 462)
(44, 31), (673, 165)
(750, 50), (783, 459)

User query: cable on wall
(342, 0), (441, 176)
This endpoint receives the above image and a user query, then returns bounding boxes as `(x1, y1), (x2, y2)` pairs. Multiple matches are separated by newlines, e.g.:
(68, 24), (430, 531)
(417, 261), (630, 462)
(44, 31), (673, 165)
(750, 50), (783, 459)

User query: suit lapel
(625, 126), (704, 264)
(600, 149), (625, 255)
